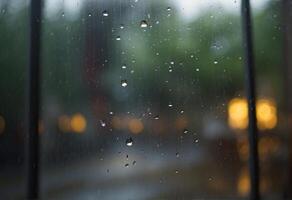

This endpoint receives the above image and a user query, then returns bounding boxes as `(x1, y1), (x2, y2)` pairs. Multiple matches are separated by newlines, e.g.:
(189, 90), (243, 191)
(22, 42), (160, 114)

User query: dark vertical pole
(28, 0), (42, 198)
(241, 0), (260, 200)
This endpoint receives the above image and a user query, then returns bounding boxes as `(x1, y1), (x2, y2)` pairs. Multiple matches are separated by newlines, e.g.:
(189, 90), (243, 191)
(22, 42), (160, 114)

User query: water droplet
(88, 13), (92, 17)
(120, 24), (124, 29)
(167, 7), (172, 11)
(61, 12), (65, 17)
(170, 61), (174, 65)
(154, 115), (159, 120)
(100, 120), (106, 127)
(109, 111), (114, 115)
(125, 163), (129, 167)
(140, 20), (148, 28)
(180, 110), (184, 114)
(116, 36), (121, 41)
(176, 152), (180, 158)
(107, 169), (110, 173)
(121, 80), (128, 87)
(183, 129), (188, 134)
(214, 60), (218, 65)
(175, 170), (179, 174)
(168, 104), (173, 108)
(194, 139), (199, 143)
(132, 160), (136, 165)
(126, 137), (133, 146)
(122, 65), (127, 69)
(196, 68), (200, 72)
(102, 10), (109, 17)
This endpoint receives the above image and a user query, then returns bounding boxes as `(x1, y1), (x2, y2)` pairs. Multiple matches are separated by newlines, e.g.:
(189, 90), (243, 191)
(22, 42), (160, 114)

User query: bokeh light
(70, 113), (87, 133)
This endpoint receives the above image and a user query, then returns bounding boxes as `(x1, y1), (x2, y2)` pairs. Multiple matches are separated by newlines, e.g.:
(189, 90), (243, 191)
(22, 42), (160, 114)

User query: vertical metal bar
(241, 0), (260, 200)
(27, 0), (42, 198)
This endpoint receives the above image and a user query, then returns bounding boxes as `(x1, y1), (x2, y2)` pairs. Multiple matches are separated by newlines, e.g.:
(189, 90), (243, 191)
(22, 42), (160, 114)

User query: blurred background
(0, 0), (292, 199)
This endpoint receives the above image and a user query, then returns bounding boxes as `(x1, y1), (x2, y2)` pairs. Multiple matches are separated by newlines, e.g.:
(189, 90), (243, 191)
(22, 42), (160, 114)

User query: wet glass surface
(0, 0), (291, 199)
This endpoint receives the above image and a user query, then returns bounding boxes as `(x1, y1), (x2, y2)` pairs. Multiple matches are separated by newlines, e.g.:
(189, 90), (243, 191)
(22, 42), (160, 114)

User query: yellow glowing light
(237, 168), (250, 196)
(58, 115), (71, 132)
(70, 113), (86, 133)
(256, 99), (277, 130)
(0, 115), (5, 134)
(228, 98), (248, 130)
(228, 98), (277, 130)
(128, 118), (144, 134)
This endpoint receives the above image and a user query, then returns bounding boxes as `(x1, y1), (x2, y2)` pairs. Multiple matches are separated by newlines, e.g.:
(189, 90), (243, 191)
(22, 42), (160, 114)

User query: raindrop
(168, 104), (173, 108)
(88, 13), (92, 17)
(183, 129), (188, 134)
(102, 10), (109, 17)
(176, 152), (180, 158)
(167, 7), (172, 11)
(154, 115), (159, 120)
(196, 68), (200, 72)
(170, 61), (174, 65)
(120, 24), (124, 29)
(140, 20), (148, 28)
(116, 36), (121, 41)
(125, 163), (129, 168)
(121, 80), (128, 87)
(175, 170), (179, 174)
(109, 111), (114, 115)
(214, 60), (218, 65)
(100, 120), (106, 127)
(122, 65), (127, 69)
(194, 139), (199, 143)
(126, 137), (133, 147)
(132, 160), (136, 165)
(180, 110), (184, 114)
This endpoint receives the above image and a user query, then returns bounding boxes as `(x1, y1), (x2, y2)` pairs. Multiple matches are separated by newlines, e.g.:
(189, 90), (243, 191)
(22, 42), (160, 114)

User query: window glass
(0, 0), (291, 199)
(41, 0), (247, 199)
(252, 0), (289, 198)
(0, 1), (29, 198)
